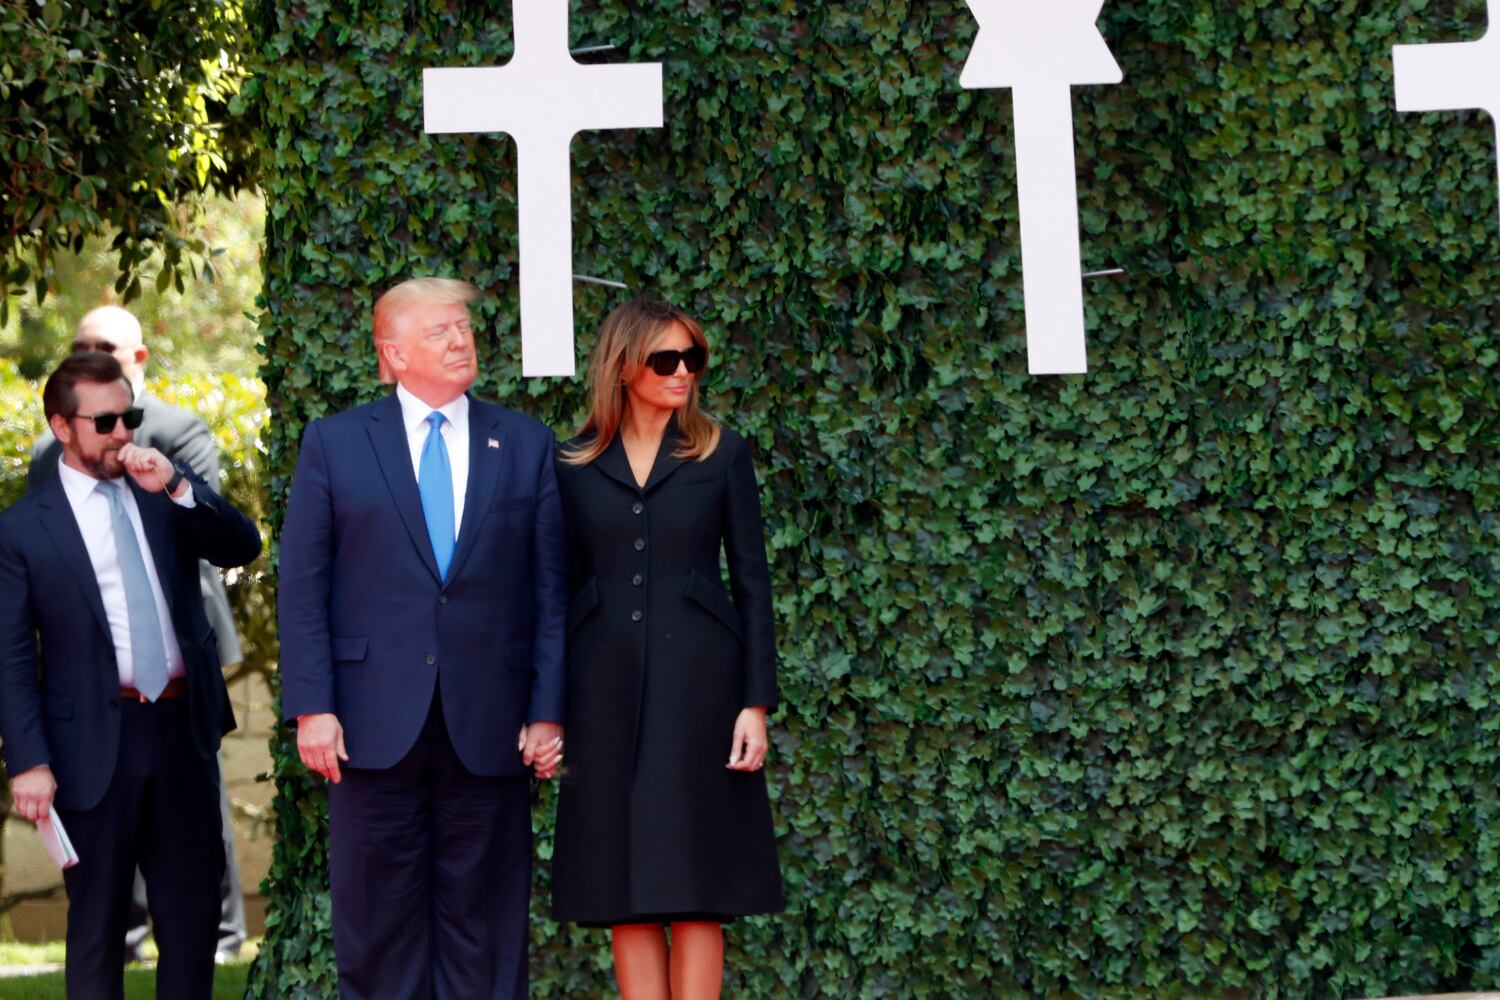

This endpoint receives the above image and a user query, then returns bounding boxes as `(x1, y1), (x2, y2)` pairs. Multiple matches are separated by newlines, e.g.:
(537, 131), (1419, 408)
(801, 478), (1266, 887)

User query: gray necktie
(98, 480), (169, 701)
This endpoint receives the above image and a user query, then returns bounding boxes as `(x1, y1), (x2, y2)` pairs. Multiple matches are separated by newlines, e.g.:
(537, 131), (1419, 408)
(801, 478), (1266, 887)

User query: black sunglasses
(643, 346), (707, 376)
(73, 407), (144, 434)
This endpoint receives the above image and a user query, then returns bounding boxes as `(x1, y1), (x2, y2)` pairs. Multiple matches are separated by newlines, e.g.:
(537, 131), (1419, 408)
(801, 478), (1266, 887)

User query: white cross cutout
(960, 0), (1122, 375)
(1394, 7), (1500, 229)
(424, 2), (663, 377)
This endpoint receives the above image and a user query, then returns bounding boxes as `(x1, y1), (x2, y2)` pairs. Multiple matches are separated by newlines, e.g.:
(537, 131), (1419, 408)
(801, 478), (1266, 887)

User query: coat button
(632, 502), (644, 515)
(630, 610), (643, 622)
(632, 573), (643, 586)
(438, 595), (448, 604)
(633, 538), (646, 551)
(426, 654), (436, 665)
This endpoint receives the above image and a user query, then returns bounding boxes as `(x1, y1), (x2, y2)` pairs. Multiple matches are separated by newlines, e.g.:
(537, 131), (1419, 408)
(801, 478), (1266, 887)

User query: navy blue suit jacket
(277, 393), (568, 776)
(0, 472), (261, 812)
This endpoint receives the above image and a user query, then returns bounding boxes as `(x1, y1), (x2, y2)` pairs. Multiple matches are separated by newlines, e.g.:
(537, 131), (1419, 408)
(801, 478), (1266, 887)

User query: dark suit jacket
(277, 392), (568, 777)
(0, 471), (262, 812)
(30, 394), (244, 667)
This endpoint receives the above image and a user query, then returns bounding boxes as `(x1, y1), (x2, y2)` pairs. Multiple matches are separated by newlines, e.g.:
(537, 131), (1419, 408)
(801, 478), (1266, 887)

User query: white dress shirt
(57, 459), (194, 687)
(395, 383), (469, 536)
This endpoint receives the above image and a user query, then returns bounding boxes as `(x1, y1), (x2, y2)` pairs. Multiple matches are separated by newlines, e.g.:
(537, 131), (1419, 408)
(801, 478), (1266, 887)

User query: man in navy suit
(278, 277), (568, 999)
(29, 303), (251, 963)
(0, 351), (261, 999)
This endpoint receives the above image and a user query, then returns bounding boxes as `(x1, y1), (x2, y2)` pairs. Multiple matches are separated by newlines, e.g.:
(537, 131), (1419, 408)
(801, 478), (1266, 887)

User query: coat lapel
(643, 417), (689, 494)
(445, 401), (503, 583)
(590, 418), (693, 494)
(34, 481), (111, 638)
(366, 393), (442, 583)
(593, 433), (640, 493)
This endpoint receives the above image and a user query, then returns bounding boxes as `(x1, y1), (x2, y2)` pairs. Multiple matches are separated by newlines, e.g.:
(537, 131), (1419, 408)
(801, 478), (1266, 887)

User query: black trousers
(58, 697), (225, 1000)
(327, 691), (532, 1000)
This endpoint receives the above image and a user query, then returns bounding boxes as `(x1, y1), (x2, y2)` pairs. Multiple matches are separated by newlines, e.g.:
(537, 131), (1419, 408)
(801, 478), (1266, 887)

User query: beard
(76, 442), (126, 480)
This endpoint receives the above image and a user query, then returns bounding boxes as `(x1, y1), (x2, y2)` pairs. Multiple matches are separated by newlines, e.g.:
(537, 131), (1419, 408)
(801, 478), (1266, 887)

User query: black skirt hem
(558, 905), (785, 929)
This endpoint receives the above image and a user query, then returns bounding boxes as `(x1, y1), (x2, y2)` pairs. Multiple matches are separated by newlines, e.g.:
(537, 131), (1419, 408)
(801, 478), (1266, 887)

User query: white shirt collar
(395, 383), (468, 436)
(57, 456), (124, 507)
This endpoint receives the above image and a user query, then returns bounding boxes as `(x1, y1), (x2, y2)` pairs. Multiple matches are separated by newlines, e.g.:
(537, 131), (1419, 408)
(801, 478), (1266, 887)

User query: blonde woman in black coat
(551, 299), (783, 999)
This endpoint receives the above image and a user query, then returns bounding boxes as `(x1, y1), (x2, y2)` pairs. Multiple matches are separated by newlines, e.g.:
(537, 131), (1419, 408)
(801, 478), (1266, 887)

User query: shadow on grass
(1, 962), (250, 999)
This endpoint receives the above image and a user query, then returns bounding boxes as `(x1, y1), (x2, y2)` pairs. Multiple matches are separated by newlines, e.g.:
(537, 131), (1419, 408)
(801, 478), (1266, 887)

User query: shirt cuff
(170, 485), (197, 509)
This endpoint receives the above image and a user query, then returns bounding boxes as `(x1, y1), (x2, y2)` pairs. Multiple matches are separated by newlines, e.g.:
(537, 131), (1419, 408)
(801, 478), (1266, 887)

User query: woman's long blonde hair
(562, 298), (720, 466)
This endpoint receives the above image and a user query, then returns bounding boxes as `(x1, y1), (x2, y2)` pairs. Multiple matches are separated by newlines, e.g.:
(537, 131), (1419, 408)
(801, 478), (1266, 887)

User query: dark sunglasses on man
(73, 407), (145, 434)
(643, 346), (707, 376)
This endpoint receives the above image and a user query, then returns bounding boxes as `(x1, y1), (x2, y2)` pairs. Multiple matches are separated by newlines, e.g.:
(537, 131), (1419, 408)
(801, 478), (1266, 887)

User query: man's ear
(49, 413), (74, 448)
(379, 342), (406, 380)
(133, 345), (150, 368)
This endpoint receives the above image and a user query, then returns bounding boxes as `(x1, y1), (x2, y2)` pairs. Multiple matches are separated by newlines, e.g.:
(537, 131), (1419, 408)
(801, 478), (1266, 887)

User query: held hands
(520, 721), (564, 780)
(11, 765), (57, 822)
(118, 444), (185, 497)
(727, 707), (769, 771)
(298, 713), (349, 783)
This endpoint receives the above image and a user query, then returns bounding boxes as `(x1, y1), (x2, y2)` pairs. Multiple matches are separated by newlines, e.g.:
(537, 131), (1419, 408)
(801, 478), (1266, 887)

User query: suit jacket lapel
(446, 401), (502, 582)
(34, 481), (111, 638)
(366, 393), (442, 583)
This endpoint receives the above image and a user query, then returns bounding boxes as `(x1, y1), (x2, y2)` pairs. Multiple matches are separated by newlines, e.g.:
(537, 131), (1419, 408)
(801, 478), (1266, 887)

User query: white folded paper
(37, 806), (79, 869)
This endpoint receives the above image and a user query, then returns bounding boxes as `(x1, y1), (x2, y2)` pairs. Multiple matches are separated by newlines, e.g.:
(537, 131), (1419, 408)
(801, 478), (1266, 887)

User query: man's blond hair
(372, 278), (481, 383)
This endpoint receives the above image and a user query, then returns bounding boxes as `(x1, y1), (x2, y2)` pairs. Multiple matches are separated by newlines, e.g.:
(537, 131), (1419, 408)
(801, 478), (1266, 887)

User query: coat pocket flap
(567, 577), (601, 635)
(684, 572), (744, 640)
(332, 636), (369, 662)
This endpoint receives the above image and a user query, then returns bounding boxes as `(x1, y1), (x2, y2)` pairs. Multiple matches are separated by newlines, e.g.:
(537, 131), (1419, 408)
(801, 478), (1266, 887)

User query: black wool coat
(550, 420), (784, 925)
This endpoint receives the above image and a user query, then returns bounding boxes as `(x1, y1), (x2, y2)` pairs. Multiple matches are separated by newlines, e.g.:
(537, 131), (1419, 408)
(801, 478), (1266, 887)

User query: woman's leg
(612, 923), (670, 1000)
(667, 921), (724, 1000)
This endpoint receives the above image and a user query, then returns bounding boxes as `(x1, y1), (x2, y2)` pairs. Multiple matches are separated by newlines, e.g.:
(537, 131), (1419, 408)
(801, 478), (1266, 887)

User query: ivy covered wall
(245, 1), (1500, 996)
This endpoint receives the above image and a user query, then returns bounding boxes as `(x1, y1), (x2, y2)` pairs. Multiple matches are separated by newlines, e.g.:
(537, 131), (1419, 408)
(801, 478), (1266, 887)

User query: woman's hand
(726, 706), (768, 771)
(520, 722), (565, 780)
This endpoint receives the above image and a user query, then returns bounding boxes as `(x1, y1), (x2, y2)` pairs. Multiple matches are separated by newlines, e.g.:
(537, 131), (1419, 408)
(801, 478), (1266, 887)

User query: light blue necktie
(99, 480), (169, 701)
(419, 411), (455, 580)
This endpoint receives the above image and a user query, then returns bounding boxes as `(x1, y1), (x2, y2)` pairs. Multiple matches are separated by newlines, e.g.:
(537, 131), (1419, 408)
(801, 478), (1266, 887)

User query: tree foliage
(0, 0), (256, 321)
(0, 192), (267, 381)
(248, 0), (1499, 996)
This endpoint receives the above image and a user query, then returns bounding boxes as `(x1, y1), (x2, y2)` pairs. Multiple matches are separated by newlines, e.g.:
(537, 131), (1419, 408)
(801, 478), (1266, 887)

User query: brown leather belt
(120, 677), (188, 703)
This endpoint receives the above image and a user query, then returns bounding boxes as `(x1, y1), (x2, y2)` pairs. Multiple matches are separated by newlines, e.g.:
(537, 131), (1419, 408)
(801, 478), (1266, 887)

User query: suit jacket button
(425, 654), (436, 665)
(438, 595), (448, 604)
(632, 573), (643, 586)
(633, 539), (645, 551)
(631, 502), (644, 515)
(630, 610), (643, 622)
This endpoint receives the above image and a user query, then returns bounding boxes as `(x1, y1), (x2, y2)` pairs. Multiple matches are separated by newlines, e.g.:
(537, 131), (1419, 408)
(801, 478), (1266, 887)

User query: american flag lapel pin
(487, 438), (500, 449)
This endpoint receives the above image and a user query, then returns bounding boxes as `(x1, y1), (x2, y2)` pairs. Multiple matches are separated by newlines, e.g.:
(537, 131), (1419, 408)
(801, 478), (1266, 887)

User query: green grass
(0, 962), (250, 998)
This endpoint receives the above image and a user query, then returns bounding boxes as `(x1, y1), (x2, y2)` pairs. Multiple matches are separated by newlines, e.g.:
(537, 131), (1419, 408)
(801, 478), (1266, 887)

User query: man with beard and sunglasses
(28, 304), (252, 964)
(0, 352), (261, 998)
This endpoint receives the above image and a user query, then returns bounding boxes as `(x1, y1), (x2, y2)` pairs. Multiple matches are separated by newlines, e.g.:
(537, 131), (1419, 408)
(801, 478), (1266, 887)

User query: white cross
(424, 2), (662, 377)
(1394, 9), (1500, 229)
(960, 0), (1122, 375)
